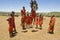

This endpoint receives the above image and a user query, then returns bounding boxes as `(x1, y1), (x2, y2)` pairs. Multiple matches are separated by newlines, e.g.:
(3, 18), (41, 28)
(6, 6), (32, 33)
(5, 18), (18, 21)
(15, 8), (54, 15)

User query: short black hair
(52, 15), (55, 17)
(10, 14), (13, 16)
(12, 11), (15, 14)
(23, 6), (25, 9)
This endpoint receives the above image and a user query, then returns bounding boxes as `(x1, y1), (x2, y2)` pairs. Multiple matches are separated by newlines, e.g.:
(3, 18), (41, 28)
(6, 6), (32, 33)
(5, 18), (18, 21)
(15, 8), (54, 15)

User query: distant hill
(0, 12), (20, 16)
(0, 12), (60, 17)
(46, 12), (60, 17)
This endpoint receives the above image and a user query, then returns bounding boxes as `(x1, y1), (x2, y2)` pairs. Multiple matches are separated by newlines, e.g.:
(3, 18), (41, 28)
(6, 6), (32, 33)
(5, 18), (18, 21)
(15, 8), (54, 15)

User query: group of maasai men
(7, 6), (56, 38)
(21, 7), (56, 33)
(21, 7), (43, 30)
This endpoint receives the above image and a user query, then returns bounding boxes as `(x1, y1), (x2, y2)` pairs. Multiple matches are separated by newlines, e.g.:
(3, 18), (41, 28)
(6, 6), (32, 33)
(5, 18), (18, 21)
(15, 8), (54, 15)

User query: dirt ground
(0, 16), (60, 40)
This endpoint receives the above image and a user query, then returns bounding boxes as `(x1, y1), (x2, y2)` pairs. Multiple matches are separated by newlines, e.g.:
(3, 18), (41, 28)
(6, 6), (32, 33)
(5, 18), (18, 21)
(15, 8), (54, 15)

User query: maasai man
(31, 9), (36, 22)
(39, 14), (43, 29)
(7, 14), (14, 37)
(30, 0), (38, 22)
(21, 6), (26, 16)
(48, 15), (56, 34)
(21, 14), (26, 30)
(35, 16), (39, 29)
(25, 13), (31, 29)
(11, 11), (17, 33)
(29, 14), (33, 28)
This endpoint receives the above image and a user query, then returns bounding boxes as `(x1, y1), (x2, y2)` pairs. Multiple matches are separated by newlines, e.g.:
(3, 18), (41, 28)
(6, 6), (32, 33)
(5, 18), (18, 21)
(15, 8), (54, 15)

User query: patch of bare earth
(0, 16), (60, 40)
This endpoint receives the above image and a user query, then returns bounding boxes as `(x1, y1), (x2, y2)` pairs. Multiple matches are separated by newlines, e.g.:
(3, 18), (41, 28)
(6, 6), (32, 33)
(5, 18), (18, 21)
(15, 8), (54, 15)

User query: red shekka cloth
(29, 16), (33, 25)
(49, 17), (56, 27)
(21, 9), (26, 16)
(21, 15), (26, 24)
(8, 18), (13, 32)
(25, 16), (32, 25)
(35, 17), (39, 25)
(39, 16), (43, 25)
(12, 16), (15, 28)
(31, 10), (36, 19)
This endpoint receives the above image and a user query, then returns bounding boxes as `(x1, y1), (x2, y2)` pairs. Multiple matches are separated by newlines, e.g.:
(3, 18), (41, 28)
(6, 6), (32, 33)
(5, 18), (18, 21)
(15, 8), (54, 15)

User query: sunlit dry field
(0, 16), (60, 40)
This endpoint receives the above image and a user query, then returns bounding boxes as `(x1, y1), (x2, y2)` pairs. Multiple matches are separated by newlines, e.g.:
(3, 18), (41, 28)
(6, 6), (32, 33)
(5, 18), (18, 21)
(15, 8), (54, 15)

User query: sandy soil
(0, 16), (60, 40)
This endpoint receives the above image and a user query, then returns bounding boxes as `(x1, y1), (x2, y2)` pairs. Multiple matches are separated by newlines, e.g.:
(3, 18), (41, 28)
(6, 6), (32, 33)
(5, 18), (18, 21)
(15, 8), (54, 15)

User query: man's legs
(39, 25), (42, 29)
(22, 24), (26, 30)
(51, 26), (54, 34)
(36, 25), (38, 29)
(9, 30), (14, 38)
(13, 24), (17, 33)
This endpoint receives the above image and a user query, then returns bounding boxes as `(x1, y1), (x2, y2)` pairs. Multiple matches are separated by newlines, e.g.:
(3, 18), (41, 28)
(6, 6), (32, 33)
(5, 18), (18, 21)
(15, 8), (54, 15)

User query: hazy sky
(0, 0), (60, 12)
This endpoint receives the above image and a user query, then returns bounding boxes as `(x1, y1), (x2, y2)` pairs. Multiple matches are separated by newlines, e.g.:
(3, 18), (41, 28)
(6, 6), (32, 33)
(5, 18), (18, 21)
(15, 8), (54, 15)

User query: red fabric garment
(12, 16), (15, 28)
(48, 17), (56, 32)
(29, 16), (33, 25)
(24, 15), (27, 20)
(35, 17), (39, 25)
(39, 16), (43, 25)
(49, 17), (55, 27)
(21, 9), (26, 16)
(31, 10), (36, 19)
(21, 15), (26, 24)
(25, 16), (31, 25)
(8, 18), (13, 32)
